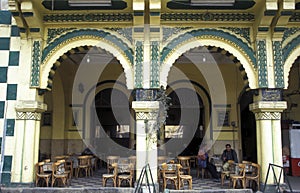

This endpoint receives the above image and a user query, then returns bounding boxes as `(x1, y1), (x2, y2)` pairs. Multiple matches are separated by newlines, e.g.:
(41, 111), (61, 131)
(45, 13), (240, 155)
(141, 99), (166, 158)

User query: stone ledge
(0, 187), (135, 193)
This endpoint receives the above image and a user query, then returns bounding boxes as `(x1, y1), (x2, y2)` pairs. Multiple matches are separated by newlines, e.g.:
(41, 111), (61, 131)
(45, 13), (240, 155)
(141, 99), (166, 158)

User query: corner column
(12, 101), (47, 184)
(132, 100), (159, 185)
(250, 95), (286, 184)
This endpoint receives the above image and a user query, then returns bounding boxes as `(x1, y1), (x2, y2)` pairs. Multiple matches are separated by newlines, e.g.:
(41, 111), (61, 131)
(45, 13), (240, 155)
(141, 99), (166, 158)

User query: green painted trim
(42, 29), (133, 65)
(150, 12), (160, 16)
(150, 28), (160, 32)
(31, 41), (41, 87)
(134, 28), (144, 33)
(161, 28), (256, 68)
(258, 27), (269, 32)
(264, 10), (277, 16)
(257, 40), (268, 88)
(134, 12), (144, 16)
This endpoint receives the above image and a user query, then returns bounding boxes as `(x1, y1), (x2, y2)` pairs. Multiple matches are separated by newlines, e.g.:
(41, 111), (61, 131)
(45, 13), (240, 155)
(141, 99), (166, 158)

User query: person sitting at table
(198, 144), (220, 182)
(81, 145), (94, 156)
(221, 144), (238, 171)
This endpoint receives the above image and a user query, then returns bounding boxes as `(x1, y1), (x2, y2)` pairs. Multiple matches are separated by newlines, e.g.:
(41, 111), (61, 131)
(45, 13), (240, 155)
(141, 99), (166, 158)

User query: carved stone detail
(16, 112), (41, 121)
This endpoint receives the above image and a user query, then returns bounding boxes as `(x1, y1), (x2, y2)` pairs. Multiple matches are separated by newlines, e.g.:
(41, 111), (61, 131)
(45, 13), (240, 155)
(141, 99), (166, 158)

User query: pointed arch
(160, 29), (257, 89)
(40, 29), (134, 89)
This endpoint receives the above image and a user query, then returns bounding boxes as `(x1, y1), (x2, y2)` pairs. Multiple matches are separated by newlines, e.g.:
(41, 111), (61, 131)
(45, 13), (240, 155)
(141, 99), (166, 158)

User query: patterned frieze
(161, 13), (255, 22)
(221, 27), (251, 44)
(256, 40), (268, 88)
(135, 111), (159, 121)
(253, 112), (282, 120)
(43, 13), (133, 23)
(273, 41), (284, 88)
(134, 41), (143, 88)
(30, 41), (41, 87)
(16, 111), (41, 121)
(47, 28), (76, 43)
(150, 41), (160, 88)
(160, 28), (256, 69)
(105, 27), (133, 43)
(282, 27), (300, 42)
(162, 27), (192, 42)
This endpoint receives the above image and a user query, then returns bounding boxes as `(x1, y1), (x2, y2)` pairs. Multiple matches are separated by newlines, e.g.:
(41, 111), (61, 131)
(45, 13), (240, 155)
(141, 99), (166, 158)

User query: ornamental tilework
(273, 41), (284, 88)
(161, 28), (256, 68)
(31, 41), (41, 87)
(0, 11), (20, 185)
(135, 41), (143, 88)
(150, 41), (160, 88)
(257, 40), (268, 88)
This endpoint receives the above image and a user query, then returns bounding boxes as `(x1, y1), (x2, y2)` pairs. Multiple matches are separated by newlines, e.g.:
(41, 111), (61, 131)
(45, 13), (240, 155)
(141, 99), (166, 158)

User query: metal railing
(263, 163), (293, 193)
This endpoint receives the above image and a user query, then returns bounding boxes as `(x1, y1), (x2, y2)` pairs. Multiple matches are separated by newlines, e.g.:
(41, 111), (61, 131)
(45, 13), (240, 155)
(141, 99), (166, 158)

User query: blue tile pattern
(0, 67), (8, 83)
(0, 38), (10, 50)
(9, 51), (20, 66)
(0, 101), (4, 118)
(0, 11), (12, 24)
(7, 84), (17, 100)
(6, 119), (15, 136)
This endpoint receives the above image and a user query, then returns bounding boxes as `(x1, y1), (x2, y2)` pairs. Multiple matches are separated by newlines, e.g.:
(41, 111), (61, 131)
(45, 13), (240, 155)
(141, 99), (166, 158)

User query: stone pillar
(132, 101), (159, 185)
(13, 101), (47, 184)
(250, 98), (286, 184)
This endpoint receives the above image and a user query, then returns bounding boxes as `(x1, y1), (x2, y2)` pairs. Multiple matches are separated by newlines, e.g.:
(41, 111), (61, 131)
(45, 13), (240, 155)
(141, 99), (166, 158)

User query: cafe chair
(106, 156), (120, 174)
(76, 155), (90, 178)
(177, 156), (191, 175)
(118, 163), (134, 187)
(245, 163), (260, 191)
(102, 163), (118, 187)
(35, 162), (51, 187)
(229, 163), (246, 189)
(221, 160), (236, 186)
(178, 165), (192, 190)
(161, 163), (180, 191)
(51, 161), (69, 187)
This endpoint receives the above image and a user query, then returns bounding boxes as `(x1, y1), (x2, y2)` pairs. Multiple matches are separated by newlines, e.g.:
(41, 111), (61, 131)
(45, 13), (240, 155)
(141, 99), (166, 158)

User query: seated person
(221, 144), (238, 171)
(198, 145), (220, 182)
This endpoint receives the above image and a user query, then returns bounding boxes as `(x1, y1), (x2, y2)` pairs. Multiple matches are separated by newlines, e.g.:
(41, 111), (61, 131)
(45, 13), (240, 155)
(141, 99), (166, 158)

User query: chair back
(52, 161), (65, 176)
(177, 156), (190, 168)
(250, 163), (260, 177)
(237, 163), (246, 177)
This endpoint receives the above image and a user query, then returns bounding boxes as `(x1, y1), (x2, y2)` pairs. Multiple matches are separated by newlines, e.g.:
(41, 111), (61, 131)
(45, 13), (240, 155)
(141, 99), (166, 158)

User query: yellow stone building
(0, 0), (300, 188)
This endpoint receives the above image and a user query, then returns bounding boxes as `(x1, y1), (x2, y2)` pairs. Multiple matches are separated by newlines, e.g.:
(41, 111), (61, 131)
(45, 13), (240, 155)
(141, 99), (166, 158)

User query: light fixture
(202, 54), (206, 62)
(86, 54), (90, 63)
(68, 0), (112, 6)
(190, 0), (235, 6)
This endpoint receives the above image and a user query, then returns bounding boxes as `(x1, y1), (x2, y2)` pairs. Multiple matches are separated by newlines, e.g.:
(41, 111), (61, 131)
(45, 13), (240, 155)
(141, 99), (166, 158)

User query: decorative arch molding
(284, 44), (300, 89)
(40, 29), (134, 89)
(160, 38), (257, 89)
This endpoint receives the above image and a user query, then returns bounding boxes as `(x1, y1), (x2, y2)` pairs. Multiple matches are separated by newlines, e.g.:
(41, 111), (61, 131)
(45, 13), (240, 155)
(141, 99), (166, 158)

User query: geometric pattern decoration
(257, 40), (268, 88)
(30, 40), (41, 87)
(160, 28), (256, 69)
(254, 112), (281, 120)
(161, 13), (255, 22)
(162, 27), (192, 42)
(283, 33), (300, 62)
(273, 41), (284, 88)
(221, 27), (251, 44)
(150, 41), (160, 88)
(47, 28), (76, 43)
(16, 112), (41, 121)
(135, 111), (158, 120)
(134, 41), (143, 88)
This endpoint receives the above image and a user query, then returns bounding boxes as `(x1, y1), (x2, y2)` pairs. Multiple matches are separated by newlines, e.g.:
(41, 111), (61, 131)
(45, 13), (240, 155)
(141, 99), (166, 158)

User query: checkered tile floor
(68, 168), (245, 191)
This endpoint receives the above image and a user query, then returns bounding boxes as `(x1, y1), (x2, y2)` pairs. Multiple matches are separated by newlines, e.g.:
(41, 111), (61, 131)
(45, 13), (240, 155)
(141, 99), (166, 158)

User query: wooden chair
(245, 163), (260, 191)
(57, 159), (71, 181)
(76, 155), (90, 178)
(106, 156), (120, 174)
(35, 162), (51, 187)
(229, 163), (246, 189)
(161, 163), (180, 191)
(178, 164), (192, 190)
(51, 161), (69, 187)
(102, 163), (118, 187)
(118, 163), (134, 187)
(177, 156), (191, 175)
(221, 160), (236, 186)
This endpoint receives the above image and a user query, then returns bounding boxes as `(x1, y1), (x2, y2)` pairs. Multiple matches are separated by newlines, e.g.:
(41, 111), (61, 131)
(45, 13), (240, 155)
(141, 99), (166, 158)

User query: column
(132, 100), (159, 186)
(250, 95), (286, 184)
(13, 100), (47, 184)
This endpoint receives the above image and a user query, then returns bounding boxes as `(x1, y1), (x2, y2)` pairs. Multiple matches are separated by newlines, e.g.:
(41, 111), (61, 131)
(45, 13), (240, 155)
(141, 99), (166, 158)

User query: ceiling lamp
(68, 0), (112, 6)
(190, 0), (235, 6)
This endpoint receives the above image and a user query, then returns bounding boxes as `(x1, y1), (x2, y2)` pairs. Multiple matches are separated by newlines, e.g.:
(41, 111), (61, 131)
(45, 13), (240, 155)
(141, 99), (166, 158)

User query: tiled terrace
(1, 168), (256, 193)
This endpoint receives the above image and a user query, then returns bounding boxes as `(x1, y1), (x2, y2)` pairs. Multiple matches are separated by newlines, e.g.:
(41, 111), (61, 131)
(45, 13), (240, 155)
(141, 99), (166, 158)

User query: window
(165, 125), (185, 138)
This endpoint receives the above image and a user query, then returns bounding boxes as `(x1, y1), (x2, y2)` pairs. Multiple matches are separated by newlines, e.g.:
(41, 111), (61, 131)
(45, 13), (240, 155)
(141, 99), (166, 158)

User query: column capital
(132, 101), (159, 121)
(15, 100), (47, 113)
(250, 101), (287, 113)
